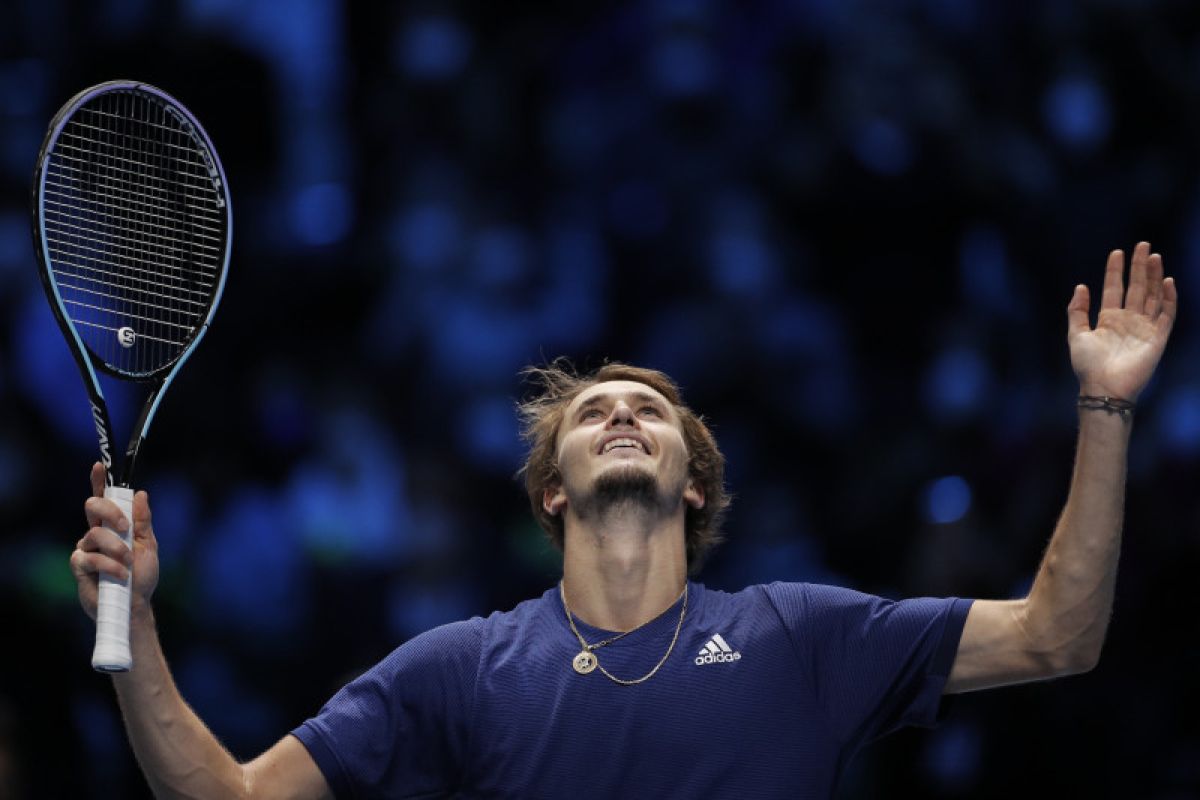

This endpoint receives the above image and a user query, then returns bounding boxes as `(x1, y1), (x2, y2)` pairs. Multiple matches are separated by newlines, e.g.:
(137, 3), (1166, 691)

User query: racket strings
(42, 88), (225, 376)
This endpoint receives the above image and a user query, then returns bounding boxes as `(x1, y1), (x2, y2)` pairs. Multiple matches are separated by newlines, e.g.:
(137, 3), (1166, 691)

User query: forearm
(1020, 406), (1131, 671)
(112, 603), (249, 799)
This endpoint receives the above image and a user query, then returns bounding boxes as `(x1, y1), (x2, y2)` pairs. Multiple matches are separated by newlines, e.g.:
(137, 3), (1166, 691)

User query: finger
(1144, 253), (1164, 317)
(1066, 284), (1091, 336)
(70, 548), (129, 583)
(1124, 241), (1150, 311)
(1100, 249), (1125, 310)
(1156, 276), (1178, 339)
(132, 490), (156, 546)
(84, 496), (130, 533)
(90, 462), (106, 499)
(79, 527), (134, 564)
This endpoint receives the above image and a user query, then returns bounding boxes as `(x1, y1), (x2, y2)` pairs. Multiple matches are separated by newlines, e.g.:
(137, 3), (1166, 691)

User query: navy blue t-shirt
(292, 582), (972, 799)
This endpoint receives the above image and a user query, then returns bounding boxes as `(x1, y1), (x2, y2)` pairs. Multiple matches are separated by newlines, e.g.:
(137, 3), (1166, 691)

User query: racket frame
(30, 79), (232, 489)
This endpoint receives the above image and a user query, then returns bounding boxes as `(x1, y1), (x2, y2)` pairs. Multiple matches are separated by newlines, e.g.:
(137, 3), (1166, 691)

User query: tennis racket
(31, 80), (232, 672)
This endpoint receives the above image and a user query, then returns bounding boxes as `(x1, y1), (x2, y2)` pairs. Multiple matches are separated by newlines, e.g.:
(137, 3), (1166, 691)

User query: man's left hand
(1067, 241), (1177, 402)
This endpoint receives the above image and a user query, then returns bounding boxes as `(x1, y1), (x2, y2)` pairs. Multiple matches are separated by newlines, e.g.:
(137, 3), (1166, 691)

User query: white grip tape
(92, 485), (134, 672)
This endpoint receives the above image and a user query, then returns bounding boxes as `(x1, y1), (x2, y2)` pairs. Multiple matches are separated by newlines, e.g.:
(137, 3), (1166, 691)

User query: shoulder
(696, 580), (844, 618)
(341, 618), (488, 699)
(376, 588), (557, 667)
(709, 581), (952, 633)
(686, 581), (821, 631)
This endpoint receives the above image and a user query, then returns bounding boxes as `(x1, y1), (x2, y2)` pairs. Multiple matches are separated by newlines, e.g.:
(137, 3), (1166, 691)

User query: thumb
(1066, 284), (1091, 337)
(90, 462), (106, 499)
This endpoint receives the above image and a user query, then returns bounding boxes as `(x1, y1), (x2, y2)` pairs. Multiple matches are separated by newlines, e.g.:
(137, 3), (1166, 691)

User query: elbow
(1014, 601), (1104, 679)
(1045, 639), (1103, 678)
(1059, 643), (1102, 676)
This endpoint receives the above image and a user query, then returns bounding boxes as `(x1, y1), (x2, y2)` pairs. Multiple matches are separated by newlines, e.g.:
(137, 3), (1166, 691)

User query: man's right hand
(69, 462), (160, 621)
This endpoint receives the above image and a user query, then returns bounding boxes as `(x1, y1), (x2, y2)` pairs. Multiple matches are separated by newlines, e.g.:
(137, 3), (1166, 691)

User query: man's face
(544, 380), (704, 520)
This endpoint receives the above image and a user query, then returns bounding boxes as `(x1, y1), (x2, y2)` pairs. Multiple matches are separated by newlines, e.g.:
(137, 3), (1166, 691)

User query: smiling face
(544, 380), (703, 521)
(519, 360), (730, 572)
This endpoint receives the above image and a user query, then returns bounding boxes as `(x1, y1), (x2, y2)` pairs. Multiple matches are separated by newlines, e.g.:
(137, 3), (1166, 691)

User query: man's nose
(607, 401), (636, 427)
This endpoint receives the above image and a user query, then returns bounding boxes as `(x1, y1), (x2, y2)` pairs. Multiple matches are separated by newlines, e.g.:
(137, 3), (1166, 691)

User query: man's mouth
(601, 437), (649, 455)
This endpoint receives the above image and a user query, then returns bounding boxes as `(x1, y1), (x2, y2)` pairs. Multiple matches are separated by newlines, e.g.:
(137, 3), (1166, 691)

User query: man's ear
(543, 484), (568, 516)
(684, 479), (705, 510)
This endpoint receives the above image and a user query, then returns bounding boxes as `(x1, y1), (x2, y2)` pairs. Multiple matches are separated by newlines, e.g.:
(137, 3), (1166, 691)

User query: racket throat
(116, 388), (162, 486)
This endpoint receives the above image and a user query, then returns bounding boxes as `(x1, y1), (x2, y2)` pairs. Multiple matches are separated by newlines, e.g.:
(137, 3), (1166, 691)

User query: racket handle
(92, 485), (134, 673)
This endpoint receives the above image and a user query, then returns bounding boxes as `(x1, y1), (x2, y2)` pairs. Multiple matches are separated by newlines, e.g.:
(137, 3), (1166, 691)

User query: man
(71, 243), (1175, 798)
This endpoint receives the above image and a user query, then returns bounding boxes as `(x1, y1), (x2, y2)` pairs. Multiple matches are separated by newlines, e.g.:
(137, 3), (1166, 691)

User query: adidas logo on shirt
(694, 633), (742, 665)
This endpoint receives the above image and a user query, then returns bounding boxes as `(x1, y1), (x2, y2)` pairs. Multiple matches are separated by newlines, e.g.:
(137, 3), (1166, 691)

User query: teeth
(603, 438), (645, 454)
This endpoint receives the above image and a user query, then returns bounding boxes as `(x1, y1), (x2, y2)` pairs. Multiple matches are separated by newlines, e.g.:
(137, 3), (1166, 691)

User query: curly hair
(517, 359), (730, 573)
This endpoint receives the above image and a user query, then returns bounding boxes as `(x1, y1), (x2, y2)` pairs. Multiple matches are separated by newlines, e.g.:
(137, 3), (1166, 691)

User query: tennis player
(71, 243), (1175, 798)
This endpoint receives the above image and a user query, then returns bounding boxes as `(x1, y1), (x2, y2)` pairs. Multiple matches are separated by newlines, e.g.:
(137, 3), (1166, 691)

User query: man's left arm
(945, 242), (1176, 694)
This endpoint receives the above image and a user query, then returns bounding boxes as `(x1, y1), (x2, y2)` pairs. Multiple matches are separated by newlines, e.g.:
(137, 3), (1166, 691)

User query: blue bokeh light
(291, 182), (353, 246)
(709, 230), (776, 297)
(198, 488), (305, 636)
(174, 647), (280, 750)
(923, 345), (990, 420)
(0, 211), (27, 280)
(1043, 74), (1111, 153)
(923, 475), (972, 524)
(459, 395), (523, 472)
(470, 226), (532, 289)
(0, 58), (47, 117)
(538, 223), (607, 350)
(959, 224), (1016, 317)
(853, 118), (914, 176)
(11, 290), (112, 444)
(922, 719), (983, 790)
(392, 203), (462, 272)
(1156, 385), (1200, 457)
(288, 406), (412, 563)
(387, 580), (480, 640)
(398, 16), (472, 81)
(649, 34), (715, 97)
(141, 473), (199, 570)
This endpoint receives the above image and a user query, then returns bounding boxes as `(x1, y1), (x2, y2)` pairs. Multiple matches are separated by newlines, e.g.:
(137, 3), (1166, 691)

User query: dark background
(2, 1), (1199, 797)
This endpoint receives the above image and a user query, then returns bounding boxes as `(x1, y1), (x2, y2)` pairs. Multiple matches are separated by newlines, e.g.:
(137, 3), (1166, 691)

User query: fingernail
(118, 517), (130, 532)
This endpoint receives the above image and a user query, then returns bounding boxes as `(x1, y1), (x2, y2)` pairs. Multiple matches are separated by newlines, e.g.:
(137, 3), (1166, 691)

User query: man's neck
(560, 505), (688, 632)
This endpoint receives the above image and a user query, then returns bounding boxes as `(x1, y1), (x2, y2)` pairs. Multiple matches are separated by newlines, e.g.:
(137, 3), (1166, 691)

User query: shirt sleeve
(291, 618), (484, 799)
(762, 582), (972, 751)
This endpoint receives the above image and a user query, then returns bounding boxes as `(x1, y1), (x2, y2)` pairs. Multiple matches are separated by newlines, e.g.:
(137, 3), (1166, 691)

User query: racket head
(31, 80), (231, 383)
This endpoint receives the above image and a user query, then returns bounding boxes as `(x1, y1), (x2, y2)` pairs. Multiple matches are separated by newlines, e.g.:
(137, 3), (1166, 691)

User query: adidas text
(695, 651), (742, 665)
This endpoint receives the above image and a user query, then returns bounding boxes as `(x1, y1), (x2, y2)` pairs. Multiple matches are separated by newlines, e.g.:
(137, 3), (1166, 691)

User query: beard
(573, 462), (681, 522)
(594, 464), (659, 509)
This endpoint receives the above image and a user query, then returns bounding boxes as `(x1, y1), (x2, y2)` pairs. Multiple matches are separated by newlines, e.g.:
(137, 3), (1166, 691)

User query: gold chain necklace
(559, 581), (688, 686)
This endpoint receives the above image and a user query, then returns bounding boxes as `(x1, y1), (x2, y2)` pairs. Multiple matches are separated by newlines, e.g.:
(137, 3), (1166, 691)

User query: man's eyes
(579, 405), (663, 421)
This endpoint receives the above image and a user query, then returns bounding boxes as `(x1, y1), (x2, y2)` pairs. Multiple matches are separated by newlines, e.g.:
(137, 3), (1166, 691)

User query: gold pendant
(573, 650), (597, 674)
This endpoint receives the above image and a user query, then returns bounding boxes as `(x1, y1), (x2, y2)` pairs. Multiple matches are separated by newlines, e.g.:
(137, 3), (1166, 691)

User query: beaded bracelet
(1077, 395), (1135, 420)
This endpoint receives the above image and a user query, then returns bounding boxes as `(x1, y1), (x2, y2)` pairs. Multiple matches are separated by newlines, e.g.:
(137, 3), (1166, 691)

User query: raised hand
(69, 462), (160, 620)
(1066, 242), (1177, 402)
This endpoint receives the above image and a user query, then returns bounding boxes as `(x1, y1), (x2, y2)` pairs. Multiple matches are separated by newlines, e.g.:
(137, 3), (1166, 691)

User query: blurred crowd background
(3, 0), (1200, 797)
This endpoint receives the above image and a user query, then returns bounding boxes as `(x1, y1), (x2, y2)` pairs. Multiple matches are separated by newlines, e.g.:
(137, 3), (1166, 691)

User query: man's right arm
(115, 605), (330, 800)
(72, 465), (331, 800)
